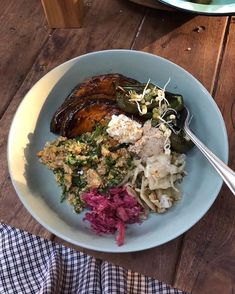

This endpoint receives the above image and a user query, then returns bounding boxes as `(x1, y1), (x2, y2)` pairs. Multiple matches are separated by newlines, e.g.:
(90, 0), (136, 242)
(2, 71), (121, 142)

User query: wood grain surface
(132, 11), (228, 93)
(1, 1), (234, 292)
(41, 0), (84, 28)
(0, 0), (51, 118)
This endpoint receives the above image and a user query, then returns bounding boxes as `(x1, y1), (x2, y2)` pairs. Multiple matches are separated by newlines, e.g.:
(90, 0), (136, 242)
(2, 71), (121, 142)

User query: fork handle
(184, 126), (235, 196)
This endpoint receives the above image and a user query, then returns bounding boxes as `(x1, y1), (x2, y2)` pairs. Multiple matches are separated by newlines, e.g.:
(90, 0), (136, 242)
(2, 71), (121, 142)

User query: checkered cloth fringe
(0, 223), (187, 294)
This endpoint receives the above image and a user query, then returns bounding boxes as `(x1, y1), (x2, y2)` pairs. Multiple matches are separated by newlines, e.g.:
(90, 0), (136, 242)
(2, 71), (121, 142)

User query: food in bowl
(38, 74), (193, 246)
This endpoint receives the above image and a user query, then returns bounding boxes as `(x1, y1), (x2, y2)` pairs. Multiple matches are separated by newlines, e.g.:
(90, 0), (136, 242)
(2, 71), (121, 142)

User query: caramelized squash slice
(60, 100), (123, 137)
(50, 74), (139, 138)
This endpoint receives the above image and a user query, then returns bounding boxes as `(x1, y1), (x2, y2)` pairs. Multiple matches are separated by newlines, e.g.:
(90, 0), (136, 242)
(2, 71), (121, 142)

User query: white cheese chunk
(107, 114), (143, 144)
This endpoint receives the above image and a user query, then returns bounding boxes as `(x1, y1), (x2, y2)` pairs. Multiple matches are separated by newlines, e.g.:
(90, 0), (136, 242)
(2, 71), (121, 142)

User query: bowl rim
(7, 49), (229, 252)
(158, 0), (235, 15)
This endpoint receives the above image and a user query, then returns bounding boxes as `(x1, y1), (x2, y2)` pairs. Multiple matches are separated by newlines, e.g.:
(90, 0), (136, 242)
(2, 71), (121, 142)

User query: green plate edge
(158, 0), (235, 15)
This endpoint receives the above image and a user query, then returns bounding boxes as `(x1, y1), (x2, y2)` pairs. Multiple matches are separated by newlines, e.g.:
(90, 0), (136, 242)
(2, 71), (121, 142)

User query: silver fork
(183, 107), (235, 195)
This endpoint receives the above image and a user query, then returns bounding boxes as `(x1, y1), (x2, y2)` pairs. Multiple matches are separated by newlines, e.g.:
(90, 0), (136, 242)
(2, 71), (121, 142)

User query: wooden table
(1, 1), (234, 293)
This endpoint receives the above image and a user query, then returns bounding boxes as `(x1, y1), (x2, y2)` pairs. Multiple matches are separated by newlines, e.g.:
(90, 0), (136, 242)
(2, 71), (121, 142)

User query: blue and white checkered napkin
(0, 223), (187, 294)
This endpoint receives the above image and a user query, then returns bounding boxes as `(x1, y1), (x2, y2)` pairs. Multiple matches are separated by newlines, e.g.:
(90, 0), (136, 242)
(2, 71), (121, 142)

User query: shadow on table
(121, 0), (195, 51)
(129, 6), (195, 52)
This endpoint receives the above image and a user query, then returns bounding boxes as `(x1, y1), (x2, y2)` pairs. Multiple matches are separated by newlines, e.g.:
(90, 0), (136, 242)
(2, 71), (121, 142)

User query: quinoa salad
(38, 74), (193, 246)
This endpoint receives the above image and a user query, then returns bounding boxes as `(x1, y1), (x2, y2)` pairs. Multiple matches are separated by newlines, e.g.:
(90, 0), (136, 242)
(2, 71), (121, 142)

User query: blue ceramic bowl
(8, 50), (228, 252)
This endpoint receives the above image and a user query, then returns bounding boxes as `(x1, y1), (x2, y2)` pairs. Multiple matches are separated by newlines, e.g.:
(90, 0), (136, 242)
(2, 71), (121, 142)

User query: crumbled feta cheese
(107, 114), (143, 144)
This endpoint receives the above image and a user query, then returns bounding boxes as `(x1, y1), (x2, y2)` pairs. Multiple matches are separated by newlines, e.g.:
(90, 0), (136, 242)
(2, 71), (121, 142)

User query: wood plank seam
(130, 9), (148, 50)
(212, 16), (231, 98)
(172, 235), (186, 287)
(0, 29), (54, 121)
(190, 271), (201, 293)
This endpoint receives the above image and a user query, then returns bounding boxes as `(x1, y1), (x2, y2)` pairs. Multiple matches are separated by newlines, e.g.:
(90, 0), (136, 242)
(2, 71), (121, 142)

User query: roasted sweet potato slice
(50, 74), (141, 138)
(66, 73), (139, 103)
(50, 94), (116, 134)
(64, 102), (123, 138)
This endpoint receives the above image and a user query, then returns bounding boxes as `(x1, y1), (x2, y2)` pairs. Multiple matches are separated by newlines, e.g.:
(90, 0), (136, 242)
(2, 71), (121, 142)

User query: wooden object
(128, 0), (174, 10)
(0, 0), (234, 292)
(41, 0), (84, 28)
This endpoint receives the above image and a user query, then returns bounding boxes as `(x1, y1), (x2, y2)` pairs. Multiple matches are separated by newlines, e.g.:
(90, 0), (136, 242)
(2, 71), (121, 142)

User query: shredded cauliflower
(129, 152), (185, 212)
